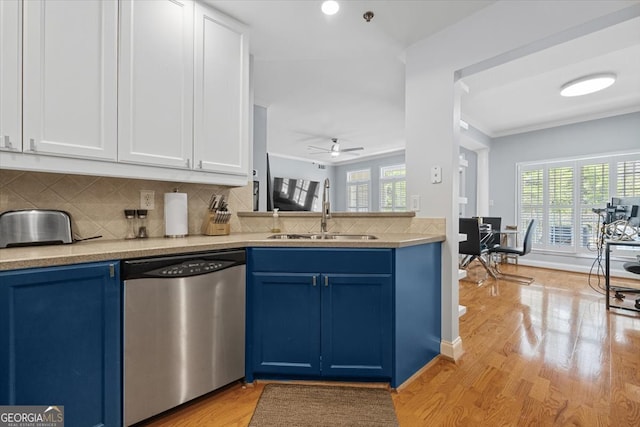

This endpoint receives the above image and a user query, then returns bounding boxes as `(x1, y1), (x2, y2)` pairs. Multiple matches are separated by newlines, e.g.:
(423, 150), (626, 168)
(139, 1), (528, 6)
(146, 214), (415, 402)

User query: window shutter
(520, 168), (544, 245)
(547, 166), (574, 247)
(579, 163), (609, 248)
(617, 160), (640, 196)
(379, 164), (406, 212)
(347, 169), (370, 212)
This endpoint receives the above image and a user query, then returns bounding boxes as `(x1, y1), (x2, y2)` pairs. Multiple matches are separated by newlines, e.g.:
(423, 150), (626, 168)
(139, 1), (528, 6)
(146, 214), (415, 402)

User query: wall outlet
(431, 165), (442, 184)
(140, 190), (155, 210)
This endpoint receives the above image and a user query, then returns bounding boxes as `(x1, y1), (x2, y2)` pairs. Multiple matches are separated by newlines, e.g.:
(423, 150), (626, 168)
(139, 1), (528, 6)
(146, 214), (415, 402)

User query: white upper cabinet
(22, 0), (118, 160)
(0, 0), (22, 153)
(118, 0), (194, 169)
(193, 3), (249, 176)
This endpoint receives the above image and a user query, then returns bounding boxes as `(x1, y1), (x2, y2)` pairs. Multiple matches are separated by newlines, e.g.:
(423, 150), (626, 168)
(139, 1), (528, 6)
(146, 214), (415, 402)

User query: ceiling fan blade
(340, 147), (364, 152)
(308, 145), (329, 152)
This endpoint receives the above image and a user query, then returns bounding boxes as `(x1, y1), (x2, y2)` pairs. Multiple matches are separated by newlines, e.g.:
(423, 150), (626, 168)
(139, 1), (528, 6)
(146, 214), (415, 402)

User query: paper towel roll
(164, 192), (188, 237)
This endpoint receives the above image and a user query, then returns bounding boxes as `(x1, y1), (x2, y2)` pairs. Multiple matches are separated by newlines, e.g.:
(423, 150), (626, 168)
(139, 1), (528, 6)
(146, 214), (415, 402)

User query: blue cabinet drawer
(249, 248), (392, 274)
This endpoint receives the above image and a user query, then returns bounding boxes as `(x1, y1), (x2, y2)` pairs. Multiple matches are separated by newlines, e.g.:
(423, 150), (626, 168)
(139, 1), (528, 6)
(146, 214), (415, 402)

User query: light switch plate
(431, 166), (442, 184)
(411, 195), (420, 211)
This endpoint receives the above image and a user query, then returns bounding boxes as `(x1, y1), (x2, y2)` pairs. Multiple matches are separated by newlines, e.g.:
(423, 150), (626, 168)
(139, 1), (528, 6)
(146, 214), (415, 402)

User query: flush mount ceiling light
(560, 73), (617, 97)
(321, 0), (339, 16)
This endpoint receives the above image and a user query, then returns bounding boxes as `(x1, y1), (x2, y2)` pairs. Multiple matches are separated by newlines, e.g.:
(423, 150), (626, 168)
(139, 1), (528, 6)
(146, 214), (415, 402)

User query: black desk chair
(488, 219), (536, 284)
(473, 216), (502, 249)
(459, 218), (497, 283)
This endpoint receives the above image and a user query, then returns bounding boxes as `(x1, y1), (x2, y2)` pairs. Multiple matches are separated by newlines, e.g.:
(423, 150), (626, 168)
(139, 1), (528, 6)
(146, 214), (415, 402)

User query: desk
(605, 239), (640, 312)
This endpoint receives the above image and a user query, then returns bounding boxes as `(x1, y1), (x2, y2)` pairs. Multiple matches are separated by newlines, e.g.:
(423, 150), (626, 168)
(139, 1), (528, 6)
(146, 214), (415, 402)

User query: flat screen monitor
(609, 197), (640, 226)
(272, 177), (320, 211)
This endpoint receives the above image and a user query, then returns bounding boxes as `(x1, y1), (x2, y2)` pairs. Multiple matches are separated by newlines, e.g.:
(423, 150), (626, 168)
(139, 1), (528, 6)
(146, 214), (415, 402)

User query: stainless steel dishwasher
(122, 249), (245, 426)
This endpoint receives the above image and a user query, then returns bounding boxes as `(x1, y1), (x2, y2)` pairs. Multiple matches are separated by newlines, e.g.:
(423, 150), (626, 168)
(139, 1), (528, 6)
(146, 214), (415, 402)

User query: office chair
(459, 218), (497, 283)
(473, 216), (502, 249)
(488, 219), (537, 284)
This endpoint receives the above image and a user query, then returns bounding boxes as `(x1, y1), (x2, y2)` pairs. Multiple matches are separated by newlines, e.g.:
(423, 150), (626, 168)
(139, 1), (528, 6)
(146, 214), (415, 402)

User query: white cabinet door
(0, 0), (21, 153)
(119, 0), (194, 169)
(193, 3), (249, 176)
(22, 0), (118, 160)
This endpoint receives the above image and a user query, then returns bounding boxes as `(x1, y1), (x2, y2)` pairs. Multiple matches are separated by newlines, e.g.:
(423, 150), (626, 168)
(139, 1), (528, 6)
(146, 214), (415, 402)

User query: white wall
(253, 105), (268, 211)
(405, 0), (637, 356)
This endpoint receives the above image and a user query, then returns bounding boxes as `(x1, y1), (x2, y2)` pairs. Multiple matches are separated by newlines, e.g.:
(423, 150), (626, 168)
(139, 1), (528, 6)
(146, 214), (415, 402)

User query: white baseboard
(518, 258), (640, 280)
(458, 305), (467, 317)
(440, 337), (464, 361)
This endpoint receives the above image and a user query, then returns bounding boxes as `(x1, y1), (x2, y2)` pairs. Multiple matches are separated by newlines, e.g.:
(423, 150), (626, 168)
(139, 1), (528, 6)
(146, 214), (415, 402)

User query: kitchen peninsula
(1, 226), (444, 425)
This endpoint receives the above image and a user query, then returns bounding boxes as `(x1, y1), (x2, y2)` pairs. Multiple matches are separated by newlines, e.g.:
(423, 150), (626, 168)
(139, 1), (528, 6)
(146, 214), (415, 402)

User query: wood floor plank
(141, 264), (640, 426)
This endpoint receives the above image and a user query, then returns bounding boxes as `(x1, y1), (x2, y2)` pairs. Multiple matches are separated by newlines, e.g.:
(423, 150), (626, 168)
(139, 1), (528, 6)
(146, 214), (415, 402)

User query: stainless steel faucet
(321, 178), (331, 233)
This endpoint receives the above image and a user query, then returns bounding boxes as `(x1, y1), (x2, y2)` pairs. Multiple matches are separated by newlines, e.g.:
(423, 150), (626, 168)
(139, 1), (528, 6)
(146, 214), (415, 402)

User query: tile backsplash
(237, 214), (445, 235)
(0, 170), (252, 241)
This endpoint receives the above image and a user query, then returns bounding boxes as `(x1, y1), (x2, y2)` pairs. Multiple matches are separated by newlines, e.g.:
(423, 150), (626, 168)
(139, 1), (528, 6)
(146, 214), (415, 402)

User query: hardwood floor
(141, 263), (640, 426)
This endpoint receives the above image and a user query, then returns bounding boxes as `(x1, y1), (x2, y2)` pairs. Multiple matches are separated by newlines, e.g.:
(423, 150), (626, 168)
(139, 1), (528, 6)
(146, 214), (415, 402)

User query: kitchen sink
(267, 233), (378, 240)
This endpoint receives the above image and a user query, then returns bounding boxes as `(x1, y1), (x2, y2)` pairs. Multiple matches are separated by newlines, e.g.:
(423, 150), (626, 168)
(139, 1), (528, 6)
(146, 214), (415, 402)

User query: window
(617, 159), (640, 196)
(517, 152), (640, 253)
(380, 164), (406, 212)
(346, 169), (370, 212)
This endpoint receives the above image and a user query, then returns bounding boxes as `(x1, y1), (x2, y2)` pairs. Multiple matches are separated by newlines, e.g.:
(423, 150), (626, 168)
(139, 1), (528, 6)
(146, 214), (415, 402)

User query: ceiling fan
(308, 138), (364, 157)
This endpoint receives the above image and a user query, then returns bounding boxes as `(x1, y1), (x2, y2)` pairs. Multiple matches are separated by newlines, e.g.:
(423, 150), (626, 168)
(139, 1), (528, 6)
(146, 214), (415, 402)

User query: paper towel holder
(164, 190), (189, 238)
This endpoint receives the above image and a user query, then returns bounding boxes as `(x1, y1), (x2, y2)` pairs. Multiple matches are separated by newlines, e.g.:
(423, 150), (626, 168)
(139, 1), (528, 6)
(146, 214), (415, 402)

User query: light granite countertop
(0, 232), (445, 271)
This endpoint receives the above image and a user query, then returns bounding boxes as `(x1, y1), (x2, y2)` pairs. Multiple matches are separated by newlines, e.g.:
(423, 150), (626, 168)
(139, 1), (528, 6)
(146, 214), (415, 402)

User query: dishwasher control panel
(121, 249), (246, 281)
(147, 260), (233, 278)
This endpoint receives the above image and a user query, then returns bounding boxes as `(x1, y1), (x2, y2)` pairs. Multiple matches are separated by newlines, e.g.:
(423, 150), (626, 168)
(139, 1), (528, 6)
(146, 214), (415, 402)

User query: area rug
(248, 383), (399, 427)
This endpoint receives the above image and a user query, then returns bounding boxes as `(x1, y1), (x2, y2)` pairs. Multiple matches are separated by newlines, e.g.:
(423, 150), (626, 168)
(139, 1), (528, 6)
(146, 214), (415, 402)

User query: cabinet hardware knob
(29, 138), (37, 151)
(186, 158), (191, 168)
(312, 276), (317, 287)
(324, 276), (329, 287)
(198, 160), (203, 169)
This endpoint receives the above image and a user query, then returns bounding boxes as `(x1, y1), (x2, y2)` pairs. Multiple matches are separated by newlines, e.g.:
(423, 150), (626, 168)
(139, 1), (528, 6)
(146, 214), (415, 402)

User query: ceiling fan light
(330, 150), (340, 157)
(560, 73), (616, 97)
(321, 1), (339, 15)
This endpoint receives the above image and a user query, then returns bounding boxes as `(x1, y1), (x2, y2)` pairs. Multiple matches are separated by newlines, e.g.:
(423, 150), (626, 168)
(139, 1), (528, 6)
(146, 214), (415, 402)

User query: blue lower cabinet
(247, 248), (393, 382)
(321, 274), (392, 378)
(251, 272), (321, 377)
(0, 261), (121, 427)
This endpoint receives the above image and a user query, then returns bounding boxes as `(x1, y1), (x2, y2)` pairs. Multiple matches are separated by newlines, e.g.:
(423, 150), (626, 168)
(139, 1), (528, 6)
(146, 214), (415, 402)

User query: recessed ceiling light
(321, 1), (340, 16)
(560, 73), (617, 97)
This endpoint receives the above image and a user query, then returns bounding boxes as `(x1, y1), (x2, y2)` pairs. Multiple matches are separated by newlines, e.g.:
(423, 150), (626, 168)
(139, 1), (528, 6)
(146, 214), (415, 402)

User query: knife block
(201, 212), (231, 236)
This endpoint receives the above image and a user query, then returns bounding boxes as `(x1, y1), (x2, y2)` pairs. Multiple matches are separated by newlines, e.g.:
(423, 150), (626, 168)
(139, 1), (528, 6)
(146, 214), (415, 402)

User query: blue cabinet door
(247, 248), (394, 381)
(321, 274), (393, 379)
(250, 272), (321, 378)
(0, 261), (121, 427)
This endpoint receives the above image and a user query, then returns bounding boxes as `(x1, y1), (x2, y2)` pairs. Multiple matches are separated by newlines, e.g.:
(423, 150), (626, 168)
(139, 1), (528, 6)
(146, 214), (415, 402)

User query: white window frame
(346, 168), (371, 212)
(379, 164), (406, 212)
(516, 151), (640, 255)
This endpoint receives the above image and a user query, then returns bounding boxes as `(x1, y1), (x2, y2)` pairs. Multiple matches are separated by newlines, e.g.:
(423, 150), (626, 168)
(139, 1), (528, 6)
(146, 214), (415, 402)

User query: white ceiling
(207, 1), (640, 162)
(461, 15), (640, 137)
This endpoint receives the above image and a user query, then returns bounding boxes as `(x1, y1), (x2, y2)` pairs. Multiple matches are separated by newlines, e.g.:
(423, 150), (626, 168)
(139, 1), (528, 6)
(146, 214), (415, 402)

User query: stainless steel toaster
(0, 209), (74, 248)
